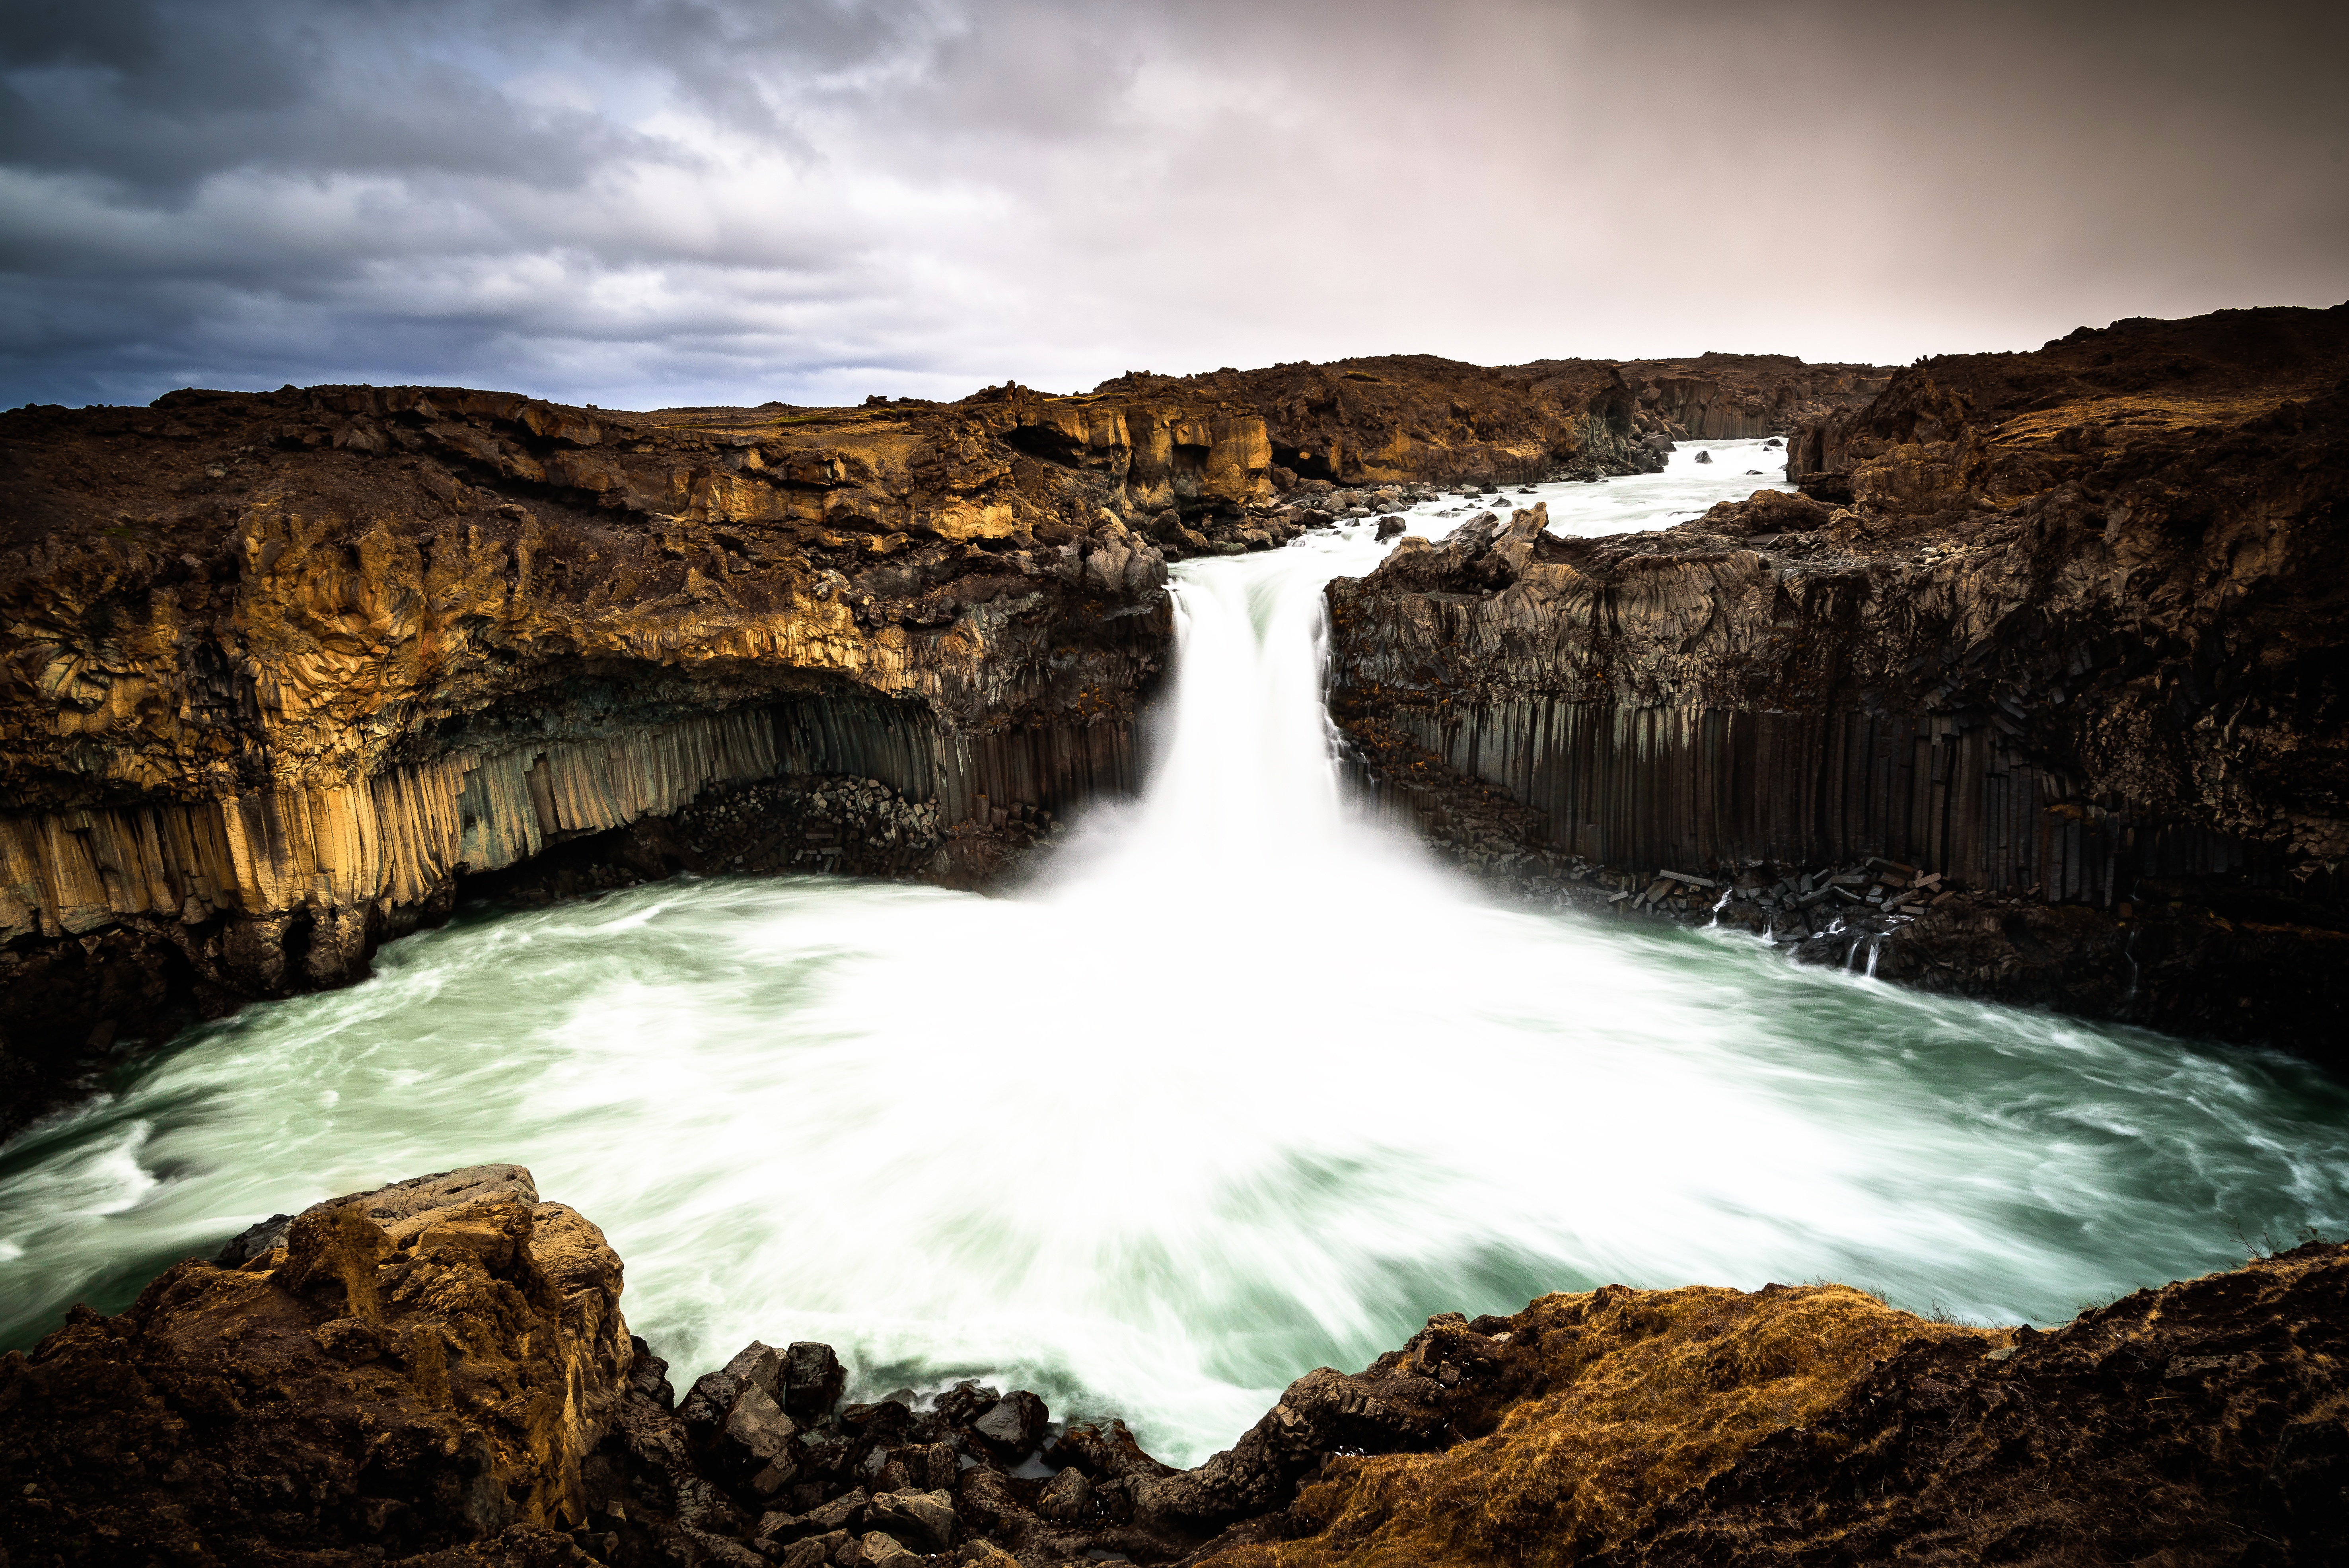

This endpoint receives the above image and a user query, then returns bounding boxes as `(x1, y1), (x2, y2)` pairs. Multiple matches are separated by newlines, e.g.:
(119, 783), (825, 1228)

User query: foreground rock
(1328, 303), (2349, 1054)
(3, 1166), (2339, 1565)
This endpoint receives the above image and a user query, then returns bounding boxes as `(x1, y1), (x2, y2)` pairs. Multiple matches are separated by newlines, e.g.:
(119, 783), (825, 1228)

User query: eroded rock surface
(0, 383), (1206, 1130)
(5, 1169), (2337, 1566)
(1328, 303), (2349, 1052)
(0, 1163), (632, 1563)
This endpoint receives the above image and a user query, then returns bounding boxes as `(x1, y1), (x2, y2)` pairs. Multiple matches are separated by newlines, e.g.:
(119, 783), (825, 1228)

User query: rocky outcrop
(0, 382), (1208, 1131)
(1098, 357), (1657, 490)
(0, 1163), (634, 1563)
(1614, 352), (1892, 439)
(5, 1168), (2338, 1566)
(1328, 304), (2349, 1054)
(0, 352), (1680, 1132)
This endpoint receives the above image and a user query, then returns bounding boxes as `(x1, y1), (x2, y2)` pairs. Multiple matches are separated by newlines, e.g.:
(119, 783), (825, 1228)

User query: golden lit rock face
(1198, 1283), (1986, 1568)
(0, 1165), (636, 1556)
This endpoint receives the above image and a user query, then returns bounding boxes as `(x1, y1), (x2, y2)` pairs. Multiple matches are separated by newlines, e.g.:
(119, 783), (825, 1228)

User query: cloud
(0, 0), (2342, 409)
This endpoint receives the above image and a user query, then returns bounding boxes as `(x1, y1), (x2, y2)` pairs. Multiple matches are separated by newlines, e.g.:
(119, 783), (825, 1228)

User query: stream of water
(4, 440), (2345, 1466)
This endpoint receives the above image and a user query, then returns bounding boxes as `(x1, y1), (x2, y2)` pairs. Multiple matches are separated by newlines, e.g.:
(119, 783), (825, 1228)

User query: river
(3, 439), (2344, 1467)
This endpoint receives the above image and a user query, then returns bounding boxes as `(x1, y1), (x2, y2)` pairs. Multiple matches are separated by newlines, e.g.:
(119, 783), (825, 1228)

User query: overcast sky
(2, 0), (2342, 410)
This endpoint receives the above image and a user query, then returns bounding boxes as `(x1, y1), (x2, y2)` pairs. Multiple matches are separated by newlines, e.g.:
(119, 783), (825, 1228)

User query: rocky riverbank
(1329, 303), (2349, 1057)
(2, 1164), (2338, 1566)
(0, 349), (1710, 1134)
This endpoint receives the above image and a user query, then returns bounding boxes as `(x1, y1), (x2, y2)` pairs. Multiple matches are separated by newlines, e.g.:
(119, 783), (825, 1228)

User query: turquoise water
(4, 443), (2343, 1467)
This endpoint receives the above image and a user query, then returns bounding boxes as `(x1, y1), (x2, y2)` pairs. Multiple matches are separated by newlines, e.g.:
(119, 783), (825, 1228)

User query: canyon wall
(0, 361), (1665, 1129)
(1329, 304), (2349, 1051)
(0, 382), (1201, 1126)
(1613, 352), (1892, 439)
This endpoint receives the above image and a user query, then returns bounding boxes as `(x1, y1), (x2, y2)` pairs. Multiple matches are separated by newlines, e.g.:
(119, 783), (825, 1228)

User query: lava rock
(869, 1486), (959, 1551)
(1037, 1466), (1095, 1523)
(971, 1390), (1051, 1456)
(1375, 515), (1407, 539)
(783, 1340), (847, 1418)
(681, 1341), (783, 1436)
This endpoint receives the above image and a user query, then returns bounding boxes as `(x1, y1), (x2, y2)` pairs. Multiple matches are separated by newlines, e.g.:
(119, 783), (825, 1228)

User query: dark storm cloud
(0, 0), (2341, 409)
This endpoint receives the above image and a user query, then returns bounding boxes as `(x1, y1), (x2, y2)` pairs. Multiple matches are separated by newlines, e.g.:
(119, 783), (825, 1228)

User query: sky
(1, 0), (2343, 411)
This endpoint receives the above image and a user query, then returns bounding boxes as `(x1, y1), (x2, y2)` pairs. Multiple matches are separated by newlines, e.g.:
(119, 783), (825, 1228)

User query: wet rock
(932, 1379), (1002, 1426)
(869, 1486), (958, 1551)
(1693, 449), (1713, 463)
(971, 1390), (1050, 1456)
(1036, 1465), (1095, 1523)
(783, 1340), (848, 1418)
(681, 1341), (784, 1435)
(1056, 1418), (1178, 1483)
(1375, 515), (1407, 539)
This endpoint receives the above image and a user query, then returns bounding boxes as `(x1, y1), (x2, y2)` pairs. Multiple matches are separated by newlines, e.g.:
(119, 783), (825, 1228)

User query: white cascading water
(2, 441), (2345, 1466)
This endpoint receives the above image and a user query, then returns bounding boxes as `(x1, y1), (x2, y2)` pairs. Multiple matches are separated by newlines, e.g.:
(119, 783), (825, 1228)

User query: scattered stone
(869, 1487), (958, 1551)
(1037, 1465), (1094, 1523)
(971, 1390), (1049, 1456)
(783, 1341), (847, 1417)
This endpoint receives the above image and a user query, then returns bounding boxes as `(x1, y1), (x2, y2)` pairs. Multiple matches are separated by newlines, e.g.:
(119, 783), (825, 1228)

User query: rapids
(4, 440), (2345, 1467)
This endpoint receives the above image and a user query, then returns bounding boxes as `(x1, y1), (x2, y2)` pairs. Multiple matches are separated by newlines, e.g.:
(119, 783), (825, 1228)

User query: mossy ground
(1204, 1282), (1993, 1568)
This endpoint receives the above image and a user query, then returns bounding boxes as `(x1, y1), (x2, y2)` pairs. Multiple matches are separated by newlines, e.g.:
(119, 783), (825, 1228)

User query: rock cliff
(3, 1168), (2337, 1566)
(0, 380), (1248, 1130)
(1328, 303), (2349, 1054)
(0, 350), (1687, 1131)
(1614, 352), (1891, 440)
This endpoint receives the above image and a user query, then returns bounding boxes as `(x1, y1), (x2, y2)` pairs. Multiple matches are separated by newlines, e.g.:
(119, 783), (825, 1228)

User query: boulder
(971, 1390), (1051, 1456)
(681, 1341), (784, 1434)
(1056, 1418), (1178, 1483)
(1037, 1466), (1094, 1523)
(783, 1341), (847, 1417)
(869, 1486), (959, 1551)
(1693, 449), (1713, 463)
(1375, 515), (1407, 539)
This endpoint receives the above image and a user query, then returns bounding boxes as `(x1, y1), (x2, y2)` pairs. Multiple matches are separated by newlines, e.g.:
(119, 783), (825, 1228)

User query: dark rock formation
(1328, 304), (2349, 1054)
(1099, 356), (1659, 490)
(1614, 352), (1892, 440)
(0, 383), (1201, 1133)
(4, 1167), (2337, 1567)
(0, 354), (1679, 1134)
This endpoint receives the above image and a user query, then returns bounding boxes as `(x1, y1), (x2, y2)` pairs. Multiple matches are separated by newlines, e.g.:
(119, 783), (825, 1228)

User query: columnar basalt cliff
(4, 1168), (2338, 1566)
(1329, 304), (2349, 1052)
(0, 358), (1682, 1128)
(0, 383), (1226, 1127)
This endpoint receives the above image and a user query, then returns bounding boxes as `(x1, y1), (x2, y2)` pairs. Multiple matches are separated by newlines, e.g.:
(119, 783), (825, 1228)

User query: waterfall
(2, 442), (2344, 1471)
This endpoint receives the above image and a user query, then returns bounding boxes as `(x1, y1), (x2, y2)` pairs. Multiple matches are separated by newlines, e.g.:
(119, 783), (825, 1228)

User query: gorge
(2, 307), (2347, 1566)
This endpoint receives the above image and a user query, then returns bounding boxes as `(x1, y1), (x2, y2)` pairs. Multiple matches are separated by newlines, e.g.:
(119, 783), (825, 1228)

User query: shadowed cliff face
(0, 357), (1699, 1131)
(1328, 303), (2349, 1053)
(1615, 353), (1892, 440)
(0, 382), (1212, 1129)
(5, 1168), (2337, 1568)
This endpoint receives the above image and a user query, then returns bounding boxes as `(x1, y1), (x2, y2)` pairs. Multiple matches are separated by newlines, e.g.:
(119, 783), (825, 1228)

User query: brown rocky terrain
(2, 1166), (2337, 1566)
(1327, 303), (2349, 1055)
(0, 350), (1701, 1134)
(1614, 352), (1891, 440)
